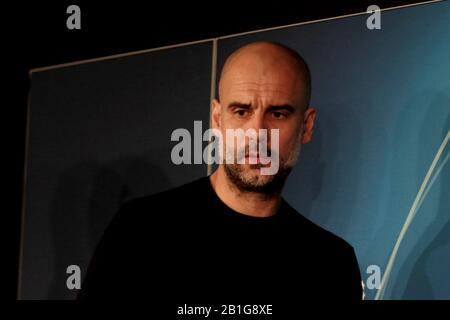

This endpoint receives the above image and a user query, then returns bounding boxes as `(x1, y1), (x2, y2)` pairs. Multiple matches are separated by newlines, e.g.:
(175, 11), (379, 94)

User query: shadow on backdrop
(48, 156), (171, 299)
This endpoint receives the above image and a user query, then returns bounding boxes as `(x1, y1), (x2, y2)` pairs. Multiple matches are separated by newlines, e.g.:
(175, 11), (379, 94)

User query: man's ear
(301, 107), (316, 144)
(211, 99), (222, 130)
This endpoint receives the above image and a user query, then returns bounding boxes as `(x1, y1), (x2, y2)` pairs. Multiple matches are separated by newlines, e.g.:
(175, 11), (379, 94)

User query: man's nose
(246, 112), (267, 132)
(245, 113), (270, 145)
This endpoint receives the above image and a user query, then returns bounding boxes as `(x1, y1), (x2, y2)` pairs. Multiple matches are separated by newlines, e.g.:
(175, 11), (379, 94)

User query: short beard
(224, 163), (293, 195)
(223, 137), (302, 196)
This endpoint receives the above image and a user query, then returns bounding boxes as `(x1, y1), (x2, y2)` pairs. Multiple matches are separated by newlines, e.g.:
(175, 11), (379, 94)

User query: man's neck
(209, 168), (282, 218)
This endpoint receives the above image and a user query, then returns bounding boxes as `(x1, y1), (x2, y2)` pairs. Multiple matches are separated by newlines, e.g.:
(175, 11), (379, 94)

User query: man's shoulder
(119, 176), (208, 214)
(282, 200), (355, 253)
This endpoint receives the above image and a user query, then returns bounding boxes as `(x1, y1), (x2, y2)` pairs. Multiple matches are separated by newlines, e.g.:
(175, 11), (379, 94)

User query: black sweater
(78, 176), (362, 303)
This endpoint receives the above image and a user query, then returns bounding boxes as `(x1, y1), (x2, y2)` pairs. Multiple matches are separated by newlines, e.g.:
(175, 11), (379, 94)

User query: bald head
(218, 41), (311, 109)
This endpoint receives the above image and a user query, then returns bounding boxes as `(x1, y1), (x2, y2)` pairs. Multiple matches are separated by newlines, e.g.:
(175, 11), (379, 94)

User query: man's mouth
(244, 153), (270, 165)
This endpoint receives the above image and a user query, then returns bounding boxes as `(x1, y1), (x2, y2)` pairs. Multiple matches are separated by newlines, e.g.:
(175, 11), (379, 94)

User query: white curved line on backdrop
(375, 129), (450, 300)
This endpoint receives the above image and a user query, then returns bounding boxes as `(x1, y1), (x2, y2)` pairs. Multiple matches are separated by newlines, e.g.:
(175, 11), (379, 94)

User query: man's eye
(235, 109), (249, 117)
(272, 111), (287, 119)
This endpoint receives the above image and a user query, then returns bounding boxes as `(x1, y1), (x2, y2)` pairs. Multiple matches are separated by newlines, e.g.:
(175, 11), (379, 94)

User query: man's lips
(244, 154), (270, 164)
(246, 155), (260, 163)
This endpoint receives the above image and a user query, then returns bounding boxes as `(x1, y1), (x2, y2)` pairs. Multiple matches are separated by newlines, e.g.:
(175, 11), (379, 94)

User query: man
(79, 41), (362, 302)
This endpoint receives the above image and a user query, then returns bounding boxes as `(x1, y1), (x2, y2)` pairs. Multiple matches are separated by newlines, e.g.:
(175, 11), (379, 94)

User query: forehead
(220, 67), (303, 106)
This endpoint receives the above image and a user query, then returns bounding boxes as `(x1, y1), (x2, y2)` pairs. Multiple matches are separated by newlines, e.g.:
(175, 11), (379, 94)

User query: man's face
(212, 47), (315, 193)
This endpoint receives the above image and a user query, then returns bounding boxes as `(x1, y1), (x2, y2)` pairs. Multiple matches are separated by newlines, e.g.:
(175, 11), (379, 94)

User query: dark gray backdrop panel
(20, 43), (213, 299)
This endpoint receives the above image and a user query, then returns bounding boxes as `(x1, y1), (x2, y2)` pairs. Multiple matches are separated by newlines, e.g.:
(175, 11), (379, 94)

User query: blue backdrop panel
(217, 1), (450, 299)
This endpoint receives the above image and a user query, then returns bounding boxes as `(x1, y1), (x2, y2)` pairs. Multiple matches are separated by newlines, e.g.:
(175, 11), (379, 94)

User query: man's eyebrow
(227, 102), (252, 109)
(267, 105), (296, 113)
